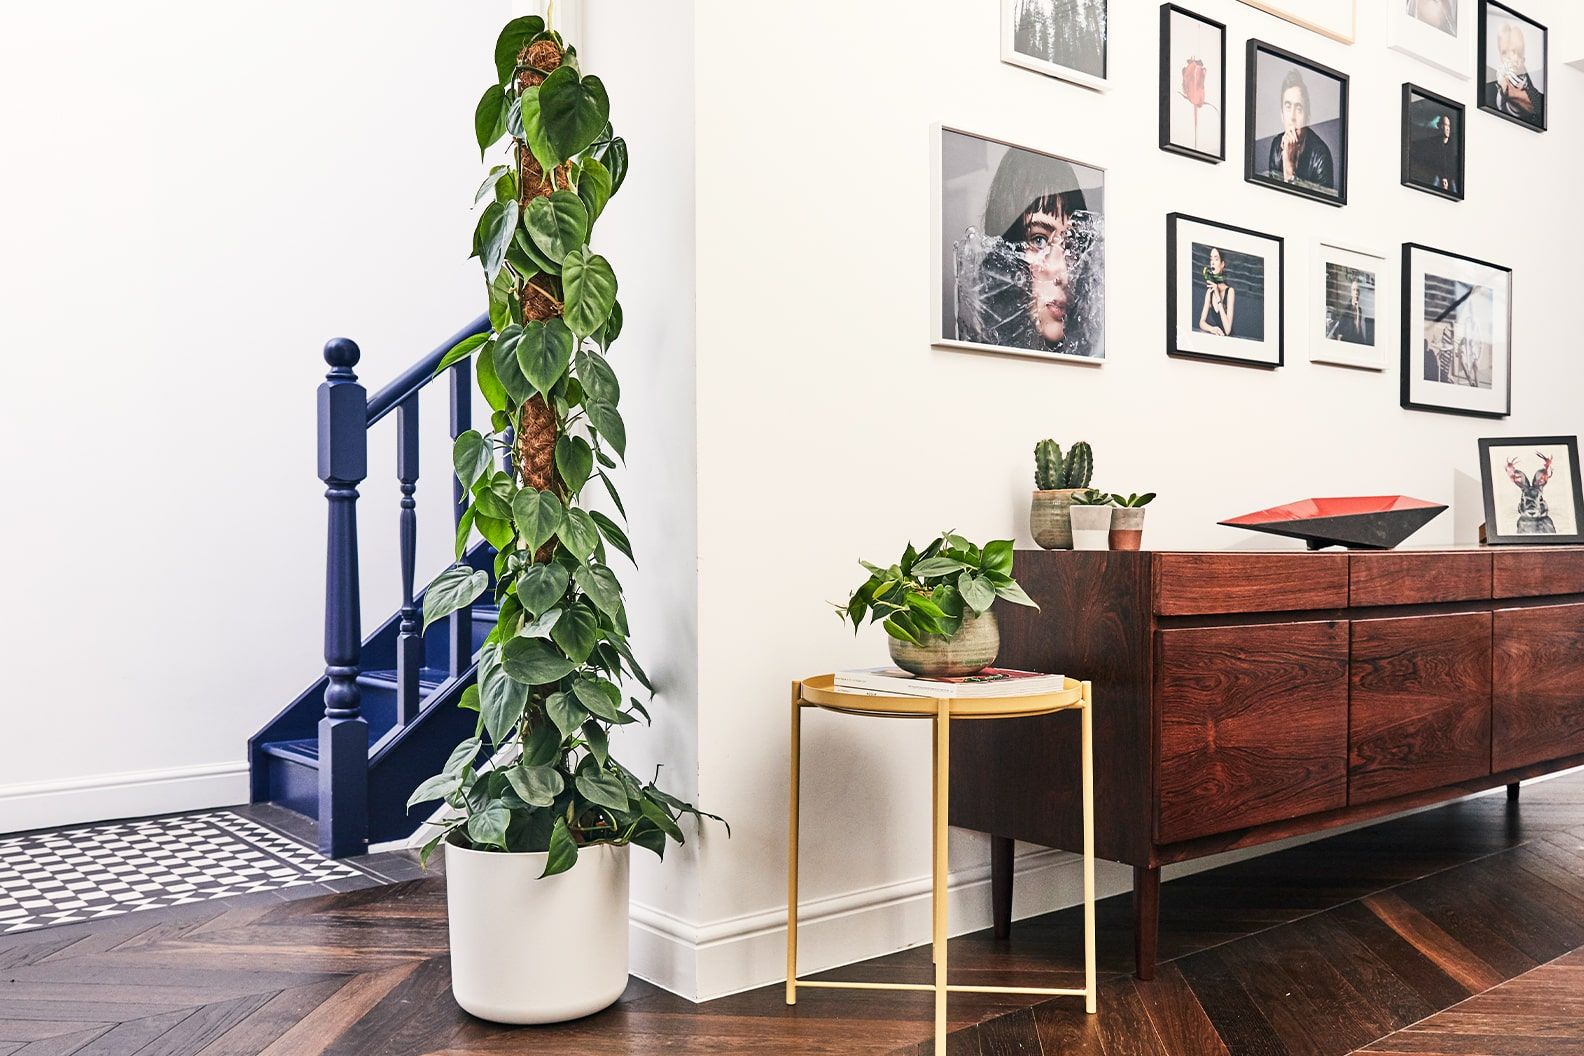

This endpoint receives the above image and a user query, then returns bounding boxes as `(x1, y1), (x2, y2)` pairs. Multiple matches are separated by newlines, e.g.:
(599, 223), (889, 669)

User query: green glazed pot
(1030, 489), (1084, 550)
(887, 610), (1000, 678)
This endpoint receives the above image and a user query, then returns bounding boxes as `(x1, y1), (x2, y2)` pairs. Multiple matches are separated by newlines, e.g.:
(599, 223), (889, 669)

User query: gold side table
(785, 673), (1096, 1052)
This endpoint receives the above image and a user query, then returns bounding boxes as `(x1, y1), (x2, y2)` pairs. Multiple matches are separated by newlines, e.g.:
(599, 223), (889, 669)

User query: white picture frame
(1390, 0), (1476, 78)
(1310, 242), (1389, 371)
(1001, 0), (1110, 92)
(1237, 0), (1356, 45)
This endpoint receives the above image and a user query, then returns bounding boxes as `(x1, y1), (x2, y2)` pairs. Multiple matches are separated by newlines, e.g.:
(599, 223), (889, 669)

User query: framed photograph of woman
(1479, 1), (1547, 132)
(1167, 213), (1284, 368)
(933, 125), (1106, 365)
(1478, 436), (1584, 545)
(1237, 0), (1356, 45)
(1391, 0), (1475, 78)
(1245, 41), (1350, 207)
(1311, 243), (1387, 370)
(1401, 243), (1512, 418)
(1402, 84), (1466, 201)
(1160, 4), (1227, 163)
(1003, 0), (1109, 91)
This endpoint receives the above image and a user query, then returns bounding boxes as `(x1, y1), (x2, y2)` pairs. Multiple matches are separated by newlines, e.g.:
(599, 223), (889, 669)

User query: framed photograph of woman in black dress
(1167, 213), (1284, 368)
(1245, 41), (1350, 207)
(1478, 1), (1547, 132)
(1402, 84), (1466, 201)
(1401, 243), (1512, 418)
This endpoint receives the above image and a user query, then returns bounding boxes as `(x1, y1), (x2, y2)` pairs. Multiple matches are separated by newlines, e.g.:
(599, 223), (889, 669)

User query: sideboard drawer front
(1494, 605), (1584, 771)
(1156, 622), (1349, 843)
(1349, 552), (1491, 607)
(1349, 613), (1493, 805)
(1154, 553), (1349, 616)
(1493, 550), (1584, 599)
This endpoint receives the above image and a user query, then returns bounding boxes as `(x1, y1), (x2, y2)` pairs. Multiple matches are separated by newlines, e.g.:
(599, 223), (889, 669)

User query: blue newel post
(318, 338), (369, 858)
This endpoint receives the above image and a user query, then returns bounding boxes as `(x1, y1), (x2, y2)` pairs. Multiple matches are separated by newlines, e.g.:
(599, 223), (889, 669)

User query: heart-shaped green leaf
(554, 434), (594, 493)
(475, 164), (511, 205)
(550, 601), (599, 664)
(474, 200), (518, 280)
(437, 333), (489, 375)
(958, 571), (997, 614)
(562, 248), (617, 338)
(506, 762), (563, 808)
(575, 563), (623, 619)
(474, 84), (508, 154)
(576, 348), (619, 403)
(479, 665), (529, 744)
(491, 326), (534, 404)
(443, 737), (483, 777)
(558, 507), (600, 560)
(452, 431), (491, 490)
(406, 772), (460, 810)
(601, 136), (628, 193)
(585, 400), (626, 459)
(511, 487), (564, 552)
(467, 803), (512, 849)
(493, 15), (545, 84)
(576, 155), (613, 223)
(582, 721), (609, 768)
(501, 636), (576, 685)
(590, 511), (634, 565)
(545, 690), (589, 741)
(572, 676), (623, 722)
(600, 301), (623, 349)
(525, 191), (587, 264)
(575, 757), (629, 812)
(538, 66), (610, 159)
(541, 816), (578, 877)
(422, 566), (488, 632)
(517, 84), (561, 174)
(515, 317), (575, 395)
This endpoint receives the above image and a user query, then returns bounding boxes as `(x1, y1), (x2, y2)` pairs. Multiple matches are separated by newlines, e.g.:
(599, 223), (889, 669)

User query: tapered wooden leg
(786, 684), (802, 1005)
(1508, 781), (1521, 803)
(1133, 864), (1160, 982)
(933, 704), (951, 1053)
(990, 835), (1014, 941)
(1081, 683), (1097, 1014)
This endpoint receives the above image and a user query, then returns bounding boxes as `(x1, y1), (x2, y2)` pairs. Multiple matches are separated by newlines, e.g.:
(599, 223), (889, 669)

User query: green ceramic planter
(887, 610), (1000, 678)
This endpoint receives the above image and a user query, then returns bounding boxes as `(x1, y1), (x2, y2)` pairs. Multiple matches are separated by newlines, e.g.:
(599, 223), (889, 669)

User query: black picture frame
(1478, 436), (1584, 545)
(1159, 4), (1227, 163)
(1166, 212), (1285, 369)
(1244, 39), (1350, 207)
(1478, 0), (1548, 133)
(1400, 242), (1513, 419)
(1401, 83), (1466, 201)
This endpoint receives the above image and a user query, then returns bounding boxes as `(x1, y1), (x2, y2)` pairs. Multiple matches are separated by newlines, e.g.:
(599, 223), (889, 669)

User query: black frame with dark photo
(1478, 435), (1584, 545)
(1400, 242), (1513, 419)
(1244, 39), (1351, 207)
(1401, 83), (1466, 201)
(1166, 212), (1286, 368)
(1159, 4), (1227, 163)
(1477, 0), (1548, 132)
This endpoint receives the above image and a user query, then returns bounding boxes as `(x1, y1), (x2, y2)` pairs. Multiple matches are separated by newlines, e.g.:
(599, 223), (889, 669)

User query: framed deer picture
(1478, 437), (1584, 545)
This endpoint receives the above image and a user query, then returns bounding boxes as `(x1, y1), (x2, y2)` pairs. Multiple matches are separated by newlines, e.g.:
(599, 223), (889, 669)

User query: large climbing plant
(411, 15), (720, 876)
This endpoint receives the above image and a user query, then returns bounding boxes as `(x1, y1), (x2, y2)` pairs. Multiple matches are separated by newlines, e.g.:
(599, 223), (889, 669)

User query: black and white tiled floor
(0, 811), (371, 934)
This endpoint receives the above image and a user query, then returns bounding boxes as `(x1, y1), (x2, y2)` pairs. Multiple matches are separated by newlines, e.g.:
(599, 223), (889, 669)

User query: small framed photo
(1391, 0), (1475, 78)
(1401, 84), (1466, 201)
(1401, 243), (1512, 418)
(1167, 213), (1284, 369)
(1160, 4), (1227, 163)
(1478, 1), (1547, 132)
(933, 126), (1107, 365)
(1245, 40), (1350, 207)
(1311, 243), (1387, 370)
(1003, 0), (1109, 91)
(1237, 0), (1356, 45)
(1478, 436), (1584, 545)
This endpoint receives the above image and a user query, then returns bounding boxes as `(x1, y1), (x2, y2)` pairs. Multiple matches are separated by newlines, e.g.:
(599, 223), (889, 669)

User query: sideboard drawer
(1349, 551), (1491, 607)
(1153, 553), (1349, 616)
(1493, 604), (1584, 771)
(1349, 613), (1493, 805)
(1493, 550), (1584, 599)
(1155, 621), (1349, 843)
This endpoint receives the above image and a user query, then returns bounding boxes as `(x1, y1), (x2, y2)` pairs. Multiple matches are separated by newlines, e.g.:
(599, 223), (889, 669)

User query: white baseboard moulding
(0, 762), (250, 835)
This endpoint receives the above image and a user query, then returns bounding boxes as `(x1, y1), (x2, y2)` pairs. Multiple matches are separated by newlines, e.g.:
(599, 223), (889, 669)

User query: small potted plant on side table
(1031, 440), (1095, 550)
(839, 532), (1039, 677)
(1068, 490), (1113, 551)
(1109, 493), (1156, 551)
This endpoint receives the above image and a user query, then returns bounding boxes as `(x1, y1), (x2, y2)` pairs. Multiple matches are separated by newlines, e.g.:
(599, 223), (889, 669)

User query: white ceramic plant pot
(446, 840), (630, 1024)
(1069, 506), (1113, 551)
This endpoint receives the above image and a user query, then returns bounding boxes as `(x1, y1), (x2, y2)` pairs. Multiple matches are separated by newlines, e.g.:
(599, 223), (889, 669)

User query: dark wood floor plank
(1135, 962), (1230, 1056)
(976, 1006), (1042, 1056)
(63, 1009), (197, 1056)
(256, 963), (420, 1056)
(193, 979), (352, 1056)
(1361, 892), (1505, 996)
(1174, 947), (1290, 1056)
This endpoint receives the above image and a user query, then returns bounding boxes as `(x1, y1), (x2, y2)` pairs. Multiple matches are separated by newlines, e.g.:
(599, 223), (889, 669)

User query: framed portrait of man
(1311, 242), (1387, 371)
(1002, 0), (1109, 91)
(1478, 1), (1547, 132)
(1478, 436), (1584, 545)
(933, 126), (1107, 365)
(1245, 41), (1350, 207)
(1401, 84), (1466, 201)
(1401, 243), (1512, 418)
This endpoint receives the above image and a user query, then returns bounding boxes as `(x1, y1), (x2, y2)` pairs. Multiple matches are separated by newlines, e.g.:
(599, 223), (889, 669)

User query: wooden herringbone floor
(0, 774), (1581, 1054)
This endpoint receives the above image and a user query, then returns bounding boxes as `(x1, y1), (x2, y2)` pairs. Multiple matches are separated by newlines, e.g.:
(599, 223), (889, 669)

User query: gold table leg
(933, 700), (950, 1051)
(786, 682), (801, 1006)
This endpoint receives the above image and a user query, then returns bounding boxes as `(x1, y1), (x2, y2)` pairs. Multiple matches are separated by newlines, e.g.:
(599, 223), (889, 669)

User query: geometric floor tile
(0, 811), (367, 934)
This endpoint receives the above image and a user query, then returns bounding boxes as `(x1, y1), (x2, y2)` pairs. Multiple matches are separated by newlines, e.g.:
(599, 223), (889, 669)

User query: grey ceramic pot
(1030, 489), (1084, 550)
(1109, 507), (1147, 551)
(1069, 505), (1113, 551)
(888, 610), (1000, 678)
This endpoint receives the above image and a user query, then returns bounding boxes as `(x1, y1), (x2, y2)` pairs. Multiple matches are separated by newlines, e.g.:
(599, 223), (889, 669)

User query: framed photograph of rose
(1160, 4), (1227, 163)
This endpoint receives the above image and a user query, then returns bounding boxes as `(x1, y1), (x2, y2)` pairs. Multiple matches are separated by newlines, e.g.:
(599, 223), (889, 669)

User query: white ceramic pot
(1069, 505), (1113, 551)
(446, 840), (630, 1024)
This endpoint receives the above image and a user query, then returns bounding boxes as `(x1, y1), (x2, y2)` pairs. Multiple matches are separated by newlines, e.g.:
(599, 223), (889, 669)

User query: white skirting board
(0, 762), (250, 835)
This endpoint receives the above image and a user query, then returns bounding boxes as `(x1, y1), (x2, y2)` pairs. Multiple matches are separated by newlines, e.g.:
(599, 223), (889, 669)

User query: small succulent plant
(1111, 493), (1157, 508)
(1070, 489), (1112, 506)
(1033, 439), (1094, 490)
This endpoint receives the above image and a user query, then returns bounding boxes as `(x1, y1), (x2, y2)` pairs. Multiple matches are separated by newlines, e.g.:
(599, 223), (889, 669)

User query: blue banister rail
(313, 313), (490, 858)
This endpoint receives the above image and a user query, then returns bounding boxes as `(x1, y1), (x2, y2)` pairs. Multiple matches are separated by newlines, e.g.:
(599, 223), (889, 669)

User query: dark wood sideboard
(950, 547), (1584, 979)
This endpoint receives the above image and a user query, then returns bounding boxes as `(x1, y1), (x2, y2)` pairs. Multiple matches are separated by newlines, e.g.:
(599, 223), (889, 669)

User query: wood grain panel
(1493, 604), (1584, 771)
(1493, 548), (1584, 598)
(1350, 552), (1492, 607)
(1155, 621), (1350, 843)
(1153, 552), (1349, 615)
(1350, 613), (1493, 805)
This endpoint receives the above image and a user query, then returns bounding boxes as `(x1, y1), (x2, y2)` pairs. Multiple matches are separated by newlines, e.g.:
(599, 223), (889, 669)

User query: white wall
(685, 0), (1584, 999)
(0, 1), (509, 829)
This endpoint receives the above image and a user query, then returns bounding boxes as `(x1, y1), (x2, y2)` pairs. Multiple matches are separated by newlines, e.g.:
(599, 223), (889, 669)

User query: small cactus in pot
(1030, 440), (1095, 549)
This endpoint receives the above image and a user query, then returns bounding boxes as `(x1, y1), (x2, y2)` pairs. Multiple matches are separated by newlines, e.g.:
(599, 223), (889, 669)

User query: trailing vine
(411, 15), (721, 875)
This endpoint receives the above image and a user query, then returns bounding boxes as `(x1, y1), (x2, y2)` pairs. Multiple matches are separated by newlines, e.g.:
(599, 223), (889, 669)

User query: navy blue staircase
(249, 316), (497, 858)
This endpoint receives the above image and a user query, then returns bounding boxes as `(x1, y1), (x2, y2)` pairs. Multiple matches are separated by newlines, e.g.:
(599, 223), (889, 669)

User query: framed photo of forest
(1003, 0), (1109, 91)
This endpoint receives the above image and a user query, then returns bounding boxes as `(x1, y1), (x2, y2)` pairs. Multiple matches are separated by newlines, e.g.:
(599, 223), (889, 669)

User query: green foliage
(1111, 492), (1157, 508)
(413, 20), (722, 876)
(1060, 441), (1094, 489)
(1070, 489), (1111, 506)
(838, 533), (1039, 646)
(1034, 439), (1063, 491)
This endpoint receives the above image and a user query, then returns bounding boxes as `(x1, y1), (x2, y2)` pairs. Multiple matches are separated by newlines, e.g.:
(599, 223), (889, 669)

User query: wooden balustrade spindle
(395, 393), (422, 726)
